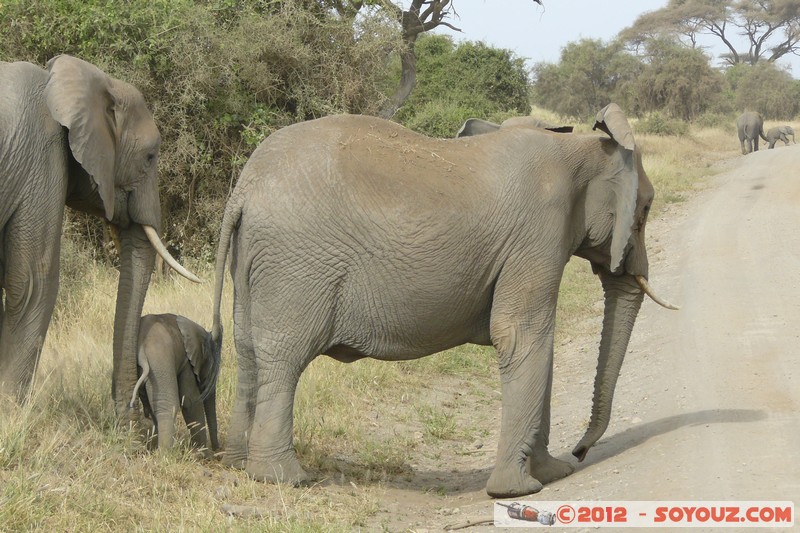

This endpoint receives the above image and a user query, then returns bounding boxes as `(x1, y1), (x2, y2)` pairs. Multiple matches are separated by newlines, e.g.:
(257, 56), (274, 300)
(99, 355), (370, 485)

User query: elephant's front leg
(178, 371), (212, 457)
(0, 211), (62, 401)
(527, 361), (574, 485)
(485, 269), (572, 498)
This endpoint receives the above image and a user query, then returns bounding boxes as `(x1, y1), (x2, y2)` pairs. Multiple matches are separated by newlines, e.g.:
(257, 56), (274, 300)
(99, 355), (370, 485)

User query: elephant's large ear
(176, 315), (205, 381)
(593, 103), (635, 151)
(456, 118), (501, 138)
(45, 55), (117, 221)
(177, 315), (219, 401)
(593, 103), (638, 274)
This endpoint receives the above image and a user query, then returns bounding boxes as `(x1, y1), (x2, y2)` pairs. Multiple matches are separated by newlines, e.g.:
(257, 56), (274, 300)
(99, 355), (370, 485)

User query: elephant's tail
(200, 329), (222, 402)
(760, 128), (769, 142)
(211, 196), (242, 352)
(129, 356), (149, 409)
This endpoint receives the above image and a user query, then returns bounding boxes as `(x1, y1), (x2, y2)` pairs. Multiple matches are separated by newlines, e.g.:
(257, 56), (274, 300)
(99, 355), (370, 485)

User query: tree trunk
(379, 36), (418, 119)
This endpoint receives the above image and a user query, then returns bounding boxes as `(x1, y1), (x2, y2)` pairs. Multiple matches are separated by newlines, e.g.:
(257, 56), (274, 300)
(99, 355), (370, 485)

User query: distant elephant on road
(765, 126), (796, 149)
(456, 115), (573, 137)
(0, 56), (199, 411)
(131, 314), (222, 455)
(736, 111), (768, 154)
(211, 103), (677, 498)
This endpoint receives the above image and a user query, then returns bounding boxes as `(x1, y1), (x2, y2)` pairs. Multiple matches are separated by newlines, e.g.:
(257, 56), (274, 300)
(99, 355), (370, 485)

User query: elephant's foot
(486, 462), (543, 498)
(529, 451), (574, 485)
(246, 455), (310, 487)
(222, 455), (247, 470)
(221, 447), (248, 469)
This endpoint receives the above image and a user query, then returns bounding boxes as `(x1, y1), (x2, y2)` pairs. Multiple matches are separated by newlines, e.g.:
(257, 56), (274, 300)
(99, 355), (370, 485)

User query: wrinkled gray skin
(737, 111), (768, 154)
(131, 314), (222, 455)
(765, 126), (796, 149)
(0, 56), (197, 415)
(456, 115), (574, 137)
(212, 103), (659, 498)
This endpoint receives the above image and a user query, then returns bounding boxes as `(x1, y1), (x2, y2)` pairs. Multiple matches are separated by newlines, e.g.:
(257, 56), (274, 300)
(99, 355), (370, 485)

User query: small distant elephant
(765, 126), (796, 149)
(456, 115), (573, 137)
(131, 314), (222, 455)
(736, 111), (768, 154)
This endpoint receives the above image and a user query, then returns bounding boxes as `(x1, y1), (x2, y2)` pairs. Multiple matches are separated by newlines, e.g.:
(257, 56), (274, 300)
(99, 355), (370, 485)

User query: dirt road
(376, 147), (800, 531)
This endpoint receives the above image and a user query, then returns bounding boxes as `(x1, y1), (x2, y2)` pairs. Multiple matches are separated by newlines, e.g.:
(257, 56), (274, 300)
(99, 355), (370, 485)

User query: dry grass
(0, 121), (737, 530)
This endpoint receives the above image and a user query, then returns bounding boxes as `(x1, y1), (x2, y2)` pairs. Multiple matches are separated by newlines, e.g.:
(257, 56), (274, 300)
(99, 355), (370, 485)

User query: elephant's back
(235, 115), (496, 224)
(0, 62), (64, 225)
(138, 314), (185, 367)
(0, 62), (50, 127)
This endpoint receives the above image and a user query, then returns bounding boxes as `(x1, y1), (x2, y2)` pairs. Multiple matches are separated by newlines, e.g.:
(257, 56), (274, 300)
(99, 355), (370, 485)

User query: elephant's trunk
(113, 224), (156, 421)
(572, 272), (643, 461)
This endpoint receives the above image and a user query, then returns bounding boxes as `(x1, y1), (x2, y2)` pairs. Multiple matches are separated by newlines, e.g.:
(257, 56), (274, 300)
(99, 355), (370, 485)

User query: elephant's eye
(145, 153), (156, 165)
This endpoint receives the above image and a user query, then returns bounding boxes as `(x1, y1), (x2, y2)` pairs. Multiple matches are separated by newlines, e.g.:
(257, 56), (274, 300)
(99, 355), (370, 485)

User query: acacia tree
(333, 0), (542, 118)
(531, 39), (642, 119)
(621, 0), (800, 66)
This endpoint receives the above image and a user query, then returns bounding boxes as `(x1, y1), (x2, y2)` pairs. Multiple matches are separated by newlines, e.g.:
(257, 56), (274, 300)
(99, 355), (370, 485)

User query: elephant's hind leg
(223, 265), (258, 469)
(243, 304), (326, 486)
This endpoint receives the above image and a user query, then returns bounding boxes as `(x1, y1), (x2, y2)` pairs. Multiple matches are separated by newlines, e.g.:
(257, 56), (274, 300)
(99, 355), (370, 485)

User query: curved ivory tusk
(143, 225), (202, 283)
(635, 275), (679, 310)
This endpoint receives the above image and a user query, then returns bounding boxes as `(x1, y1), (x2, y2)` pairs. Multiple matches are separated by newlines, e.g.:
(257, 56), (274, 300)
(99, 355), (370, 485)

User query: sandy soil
(354, 146), (800, 531)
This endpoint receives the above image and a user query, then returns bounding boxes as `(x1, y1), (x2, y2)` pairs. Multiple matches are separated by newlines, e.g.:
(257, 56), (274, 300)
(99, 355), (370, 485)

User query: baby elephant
(130, 314), (222, 455)
(765, 126), (796, 149)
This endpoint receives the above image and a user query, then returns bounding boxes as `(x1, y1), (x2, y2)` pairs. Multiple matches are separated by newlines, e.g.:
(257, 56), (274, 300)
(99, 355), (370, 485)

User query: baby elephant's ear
(175, 316), (205, 380)
(592, 103), (635, 151)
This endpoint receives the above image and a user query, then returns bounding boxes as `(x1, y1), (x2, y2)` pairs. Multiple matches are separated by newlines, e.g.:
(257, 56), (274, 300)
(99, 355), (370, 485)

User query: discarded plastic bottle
(498, 502), (556, 525)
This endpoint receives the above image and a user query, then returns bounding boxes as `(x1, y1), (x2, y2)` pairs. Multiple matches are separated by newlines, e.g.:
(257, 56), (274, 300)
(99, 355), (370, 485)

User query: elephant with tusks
(211, 103), (677, 498)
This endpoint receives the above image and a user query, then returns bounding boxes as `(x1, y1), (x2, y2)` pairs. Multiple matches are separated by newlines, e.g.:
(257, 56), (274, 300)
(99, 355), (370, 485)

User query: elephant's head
(456, 115), (574, 137)
(44, 55), (199, 416)
(571, 103), (677, 461)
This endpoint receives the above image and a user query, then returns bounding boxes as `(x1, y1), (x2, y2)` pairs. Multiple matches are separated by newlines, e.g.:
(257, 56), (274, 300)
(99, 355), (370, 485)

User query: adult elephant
(211, 104), (677, 498)
(736, 111), (768, 154)
(765, 126), (796, 149)
(0, 56), (199, 416)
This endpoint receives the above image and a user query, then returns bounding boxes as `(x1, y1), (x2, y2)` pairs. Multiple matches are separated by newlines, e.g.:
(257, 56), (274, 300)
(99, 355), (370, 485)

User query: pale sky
(433, 0), (799, 76)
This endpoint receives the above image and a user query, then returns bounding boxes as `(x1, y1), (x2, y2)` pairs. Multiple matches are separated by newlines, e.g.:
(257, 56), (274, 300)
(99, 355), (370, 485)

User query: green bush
(0, 0), (402, 259)
(730, 62), (800, 120)
(627, 39), (724, 121)
(401, 101), (476, 138)
(396, 34), (531, 136)
(694, 112), (735, 129)
(635, 113), (689, 136)
(531, 38), (642, 120)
